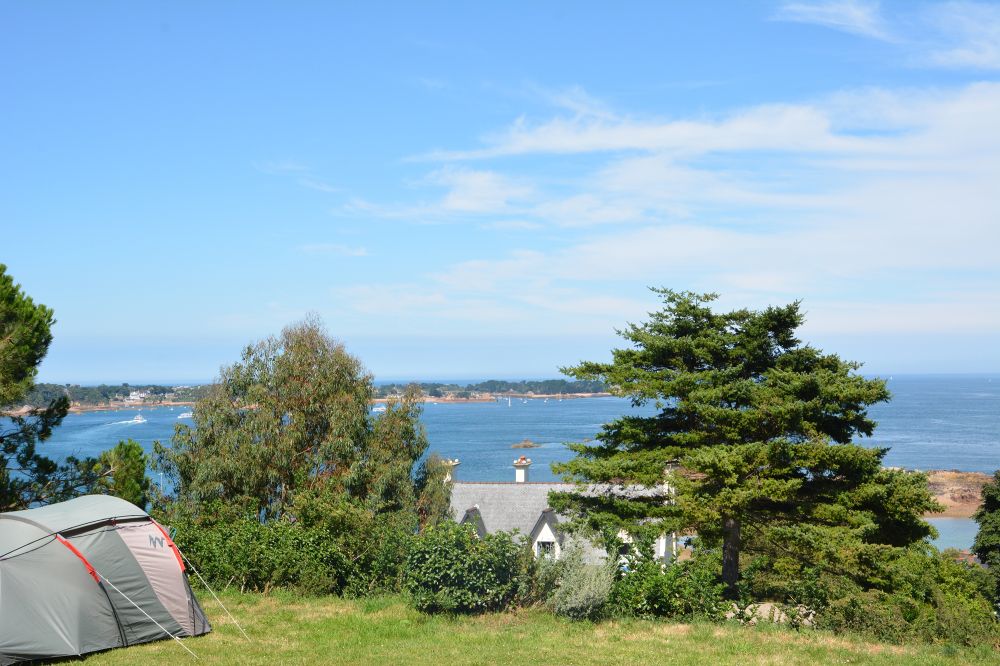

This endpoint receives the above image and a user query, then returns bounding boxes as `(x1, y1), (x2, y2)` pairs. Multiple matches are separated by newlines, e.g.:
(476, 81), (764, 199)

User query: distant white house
(448, 456), (677, 563)
(124, 390), (149, 403)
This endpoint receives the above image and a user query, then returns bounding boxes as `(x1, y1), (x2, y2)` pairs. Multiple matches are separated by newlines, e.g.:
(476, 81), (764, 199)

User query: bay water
(25, 374), (1000, 550)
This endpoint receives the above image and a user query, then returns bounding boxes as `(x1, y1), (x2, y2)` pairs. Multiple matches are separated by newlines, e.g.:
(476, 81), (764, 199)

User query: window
(536, 540), (555, 558)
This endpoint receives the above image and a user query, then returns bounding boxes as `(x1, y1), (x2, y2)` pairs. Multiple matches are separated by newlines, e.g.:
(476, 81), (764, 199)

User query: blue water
(30, 397), (660, 483)
(19, 375), (999, 550)
(926, 518), (981, 552)
(868, 375), (1000, 474)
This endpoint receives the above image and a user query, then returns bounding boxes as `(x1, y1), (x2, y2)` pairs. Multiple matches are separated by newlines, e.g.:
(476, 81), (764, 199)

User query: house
(448, 456), (677, 563)
(124, 390), (149, 403)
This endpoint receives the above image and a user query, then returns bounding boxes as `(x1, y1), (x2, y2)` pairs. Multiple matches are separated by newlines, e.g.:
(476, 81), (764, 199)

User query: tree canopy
(87, 439), (151, 508)
(550, 289), (940, 597)
(973, 471), (1000, 608)
(0, 264), (85, 510)
(153, 316), (446, 526)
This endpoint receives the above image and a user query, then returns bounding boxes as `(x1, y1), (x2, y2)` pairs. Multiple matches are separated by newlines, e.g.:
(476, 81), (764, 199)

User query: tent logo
(149, 534), (166, 548)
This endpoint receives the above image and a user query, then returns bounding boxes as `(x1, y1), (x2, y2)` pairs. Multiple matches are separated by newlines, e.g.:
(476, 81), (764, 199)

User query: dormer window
(536, 540), (556, 558)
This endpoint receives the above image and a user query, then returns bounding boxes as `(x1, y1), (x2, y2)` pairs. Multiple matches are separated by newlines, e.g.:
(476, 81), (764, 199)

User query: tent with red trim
(0, 495), (210, 664)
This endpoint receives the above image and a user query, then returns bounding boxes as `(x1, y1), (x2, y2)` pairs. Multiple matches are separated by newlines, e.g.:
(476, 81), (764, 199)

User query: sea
(23, 374), (1000, 551)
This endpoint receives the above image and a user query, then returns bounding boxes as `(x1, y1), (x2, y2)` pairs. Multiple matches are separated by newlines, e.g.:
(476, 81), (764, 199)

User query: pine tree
(550, 289), (939, 597)
(0, 264), (79, 510)
(973, 471), (1000, 606)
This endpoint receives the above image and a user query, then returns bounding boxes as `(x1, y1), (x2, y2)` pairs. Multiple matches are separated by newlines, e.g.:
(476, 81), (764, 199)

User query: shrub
(171, 518), (348, 595)
(814, 549), (1000, 646)
(288, 485), (416, 596)
(404, 521), (529, 614)
(609, 552), (726, 620)
(546, 546), (614, 621)
(817, 590), (916, 644)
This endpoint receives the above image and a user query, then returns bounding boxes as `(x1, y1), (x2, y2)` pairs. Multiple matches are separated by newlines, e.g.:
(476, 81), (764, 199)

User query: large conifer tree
(0, 264), (80, 510)
(551, 290), (939, 596)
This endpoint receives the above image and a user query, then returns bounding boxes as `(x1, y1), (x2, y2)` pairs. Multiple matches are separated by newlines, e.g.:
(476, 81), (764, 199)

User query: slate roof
(450, 480), (667, 528)
(449, 482), (573, 536)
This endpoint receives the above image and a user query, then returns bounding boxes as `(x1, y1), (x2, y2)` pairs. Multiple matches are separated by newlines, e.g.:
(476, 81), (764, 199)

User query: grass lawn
(81, 591), (998, 665)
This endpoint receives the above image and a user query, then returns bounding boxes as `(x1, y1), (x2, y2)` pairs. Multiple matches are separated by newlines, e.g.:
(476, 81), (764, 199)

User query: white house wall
(532, 522), (561, 559)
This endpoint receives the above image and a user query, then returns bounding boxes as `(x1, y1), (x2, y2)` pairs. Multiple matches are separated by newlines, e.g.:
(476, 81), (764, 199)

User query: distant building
(124, 390), (149, 403)
(448, 456), (677, 562)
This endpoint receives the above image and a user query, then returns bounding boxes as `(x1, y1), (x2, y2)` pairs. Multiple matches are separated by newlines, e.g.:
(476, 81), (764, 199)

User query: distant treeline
(22, 383), (213, 407)
(21, 380), (607, 406)
(375, 379), (608, 398)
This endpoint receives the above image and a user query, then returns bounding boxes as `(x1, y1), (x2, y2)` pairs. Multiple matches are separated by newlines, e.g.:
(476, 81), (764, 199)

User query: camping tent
(0, 495), (210, 664)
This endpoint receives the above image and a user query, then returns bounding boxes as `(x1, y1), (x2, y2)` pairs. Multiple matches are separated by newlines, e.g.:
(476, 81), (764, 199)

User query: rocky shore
(926, 469), (991, 518)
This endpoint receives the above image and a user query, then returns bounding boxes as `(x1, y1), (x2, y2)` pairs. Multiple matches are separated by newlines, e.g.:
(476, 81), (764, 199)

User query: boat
(177, 411), (193, 419)
(130, 413), (147, 424)
(372, 405), (387, 413)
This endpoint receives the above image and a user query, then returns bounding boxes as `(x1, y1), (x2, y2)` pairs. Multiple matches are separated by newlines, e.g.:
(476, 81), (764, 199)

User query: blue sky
(3, 1), (1000, 383)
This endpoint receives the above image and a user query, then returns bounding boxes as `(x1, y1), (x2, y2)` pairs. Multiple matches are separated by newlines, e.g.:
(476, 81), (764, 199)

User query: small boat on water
(372, 405), (387, 413)
(130, 413), (147, 424)
(177, 411), (193, 419)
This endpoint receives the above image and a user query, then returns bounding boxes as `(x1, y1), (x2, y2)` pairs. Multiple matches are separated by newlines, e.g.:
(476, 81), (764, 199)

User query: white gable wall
(532, 522), (561, 559)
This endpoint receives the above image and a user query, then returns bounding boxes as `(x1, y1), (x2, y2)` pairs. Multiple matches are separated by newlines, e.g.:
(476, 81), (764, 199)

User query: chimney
(443, 458), (460, 483)
(513, 456), (532, 483)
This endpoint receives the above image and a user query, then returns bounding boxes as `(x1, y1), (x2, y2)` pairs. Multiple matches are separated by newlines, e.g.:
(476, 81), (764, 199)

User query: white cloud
(925, 2), (1000, 70)
(774, 1), (1000, 71)
(423, 103), (857, 161)
(334, 81), (1000, 339)
(425, 167), (534, 213)
(774, 1), (895, 41)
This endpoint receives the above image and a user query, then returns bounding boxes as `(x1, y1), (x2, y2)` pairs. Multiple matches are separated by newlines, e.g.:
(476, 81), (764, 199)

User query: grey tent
(0, 495), (210, 663)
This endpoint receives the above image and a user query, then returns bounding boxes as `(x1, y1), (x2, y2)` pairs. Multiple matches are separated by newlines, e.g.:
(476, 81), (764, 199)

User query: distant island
(375, 379), (610, 402)
(14, 379), (610, 413)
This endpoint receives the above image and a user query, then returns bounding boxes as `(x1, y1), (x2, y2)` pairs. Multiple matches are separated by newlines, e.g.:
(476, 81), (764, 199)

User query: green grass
(82, 591), (997, 665)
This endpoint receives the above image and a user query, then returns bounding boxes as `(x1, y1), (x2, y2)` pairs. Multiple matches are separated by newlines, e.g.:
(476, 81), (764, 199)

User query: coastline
(4, 400), (991, 519)
(3, 401), (198, 417)
(373, 392), (613, 404)
(925, 470), (989, 519)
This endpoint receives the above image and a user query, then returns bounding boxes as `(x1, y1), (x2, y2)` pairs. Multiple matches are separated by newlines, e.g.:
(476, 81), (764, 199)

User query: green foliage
(172, 517), (349, 595)
(973, 471), (1000, 608)
(0, 264), (83, 510)
(404, 521), (529, 614)
(785, 546), (1000, 646)
(550, 289), (937, 598)
(87, 439), (152, 508)
(609, 553), (727, 620)
(0, 264), (55, 406)
(413, 453), (453, 528)
(22, 383), (212, 408)
(153, 316), (430, 524)
(545, 545), (614, 620)
(287, 482), (417, 596)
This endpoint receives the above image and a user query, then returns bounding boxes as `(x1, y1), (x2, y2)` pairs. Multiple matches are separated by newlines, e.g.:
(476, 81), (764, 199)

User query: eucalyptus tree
(550, 289), (939, 597)
(153, 317), (432, 524)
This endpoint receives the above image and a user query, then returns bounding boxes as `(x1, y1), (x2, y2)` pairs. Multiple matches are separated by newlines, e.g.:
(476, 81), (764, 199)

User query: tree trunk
(722, 516), (741, 599)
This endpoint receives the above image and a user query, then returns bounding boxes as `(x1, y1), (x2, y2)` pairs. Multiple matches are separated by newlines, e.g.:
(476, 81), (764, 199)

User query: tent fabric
(0, 496), (211, 664)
